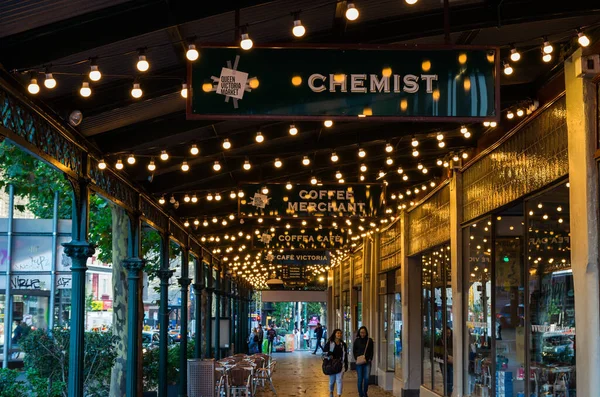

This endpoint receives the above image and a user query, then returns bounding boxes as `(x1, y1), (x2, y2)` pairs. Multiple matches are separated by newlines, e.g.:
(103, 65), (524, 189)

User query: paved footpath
(259, 350), (395, 397)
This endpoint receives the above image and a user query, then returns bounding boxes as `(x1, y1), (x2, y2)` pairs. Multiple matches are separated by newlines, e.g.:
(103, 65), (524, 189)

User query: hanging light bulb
(184, 195), (191, 203)
(207, 193), (214, 201)
(292, 15), (306, 37)
(510, 46), (521, 62)
(80, 81), (91, 97)
(345, 3), (359, 21)
(310, 176), (318, 185)
(542, 38), (553, 54)
(437, 159), (443, 166)
(159, 196), (166, 205)
(542, 52), (552, 63)
(255, 131), (264, 143)
(44, 73), (56, 89)
(98, 159), (107, 170)
(302, 156), (311, 166)
(222, 139), (232, 150)
(136, 52), (149, 72)
(464, 131), (472, 138)
(191, 194), (198, 203)
(417, 163), (424, 170)
(360, 164), (367, 172)
(212, 217), (218, 223)
(412, 148), (419, 157)
(359, 175), (365, 181)
(460, 126), (468, 134)
(190, 144), (199, 155)
(385, 143), (393, 153)
(203, 219), (209, 227)
(186, 44), (199, 61)
(147, 160), (156, 171)
(238, 190), (245, 198)
(240, 27), (253, 50)
(335, 170), (343, 179)
(181, 83), (188, 98)
(331, 152), (339, 162)
(230, 191), (237, 199)
(181, 161), (190, 172)
(578, 30), (590, 47)
(215, 192), (222, 201)
(405, 0), (418, 4)
(286, 182), (293, 190)
(127, 154), (136, 165)
(160, 150), (169, 161)
(490, 121), (497, 128)
(131, 83), (143, 98)
(243, 160), (251, 170)
(411, 137), (419, 147)
(503, 62), (513, 76)
(443, 160), (449, 167)
(213, 161), (221, 171)
(507, 111), (514, 119)
(397, 167), (403, 174)
(386, 157), (394, 165)
(462, 152), (469, 159)
(378, 170), (385, 178)
(402, 174), (408, 181)
(516, 109), (524, 117)
(115, 159), (124, 170)
(89, 63), (102, 81)
(436, 133), (444, 141)
(483, 121), (491, 127)
(27, 77), (40, 94)
(358, 147), (366, 158)
(289, 124), (298, 135)
(184, 220), (190, 227)
(274, 158), (283, 168)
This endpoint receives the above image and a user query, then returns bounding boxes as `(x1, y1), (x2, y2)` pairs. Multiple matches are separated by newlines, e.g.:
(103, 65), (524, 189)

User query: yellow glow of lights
(202, 82), (213, 92)
(115, 159), (124, 170)
(186, 44), (199, 61)
(463, 77), (471, 91)
(127, 154), (136, 165)
(507, 111), (514, 119)
(458, 53), (467, 64)
(80, 82), (91, 97)
(181, 161), (189, 172)
(292, 19), (305, 37)
(28, 78), (40, 94)
(147, 160), (156, 171)
(158, 196), (165, 205)
(421, 60), (431, 72)
(386, 157), (393, 165)
(358, 148), (366, 158)
(400, 99), (408, 111)
(137, 55), (149, 72)
(131, 83), (143, 98)
(302, 156), (311, 166)
(213, 161), (221, 171)
(324, 120), (333, 128)
(345, 3), (359, 21)
(310, 176), (318, 185)
(578, 31), (590, 47)
(44, 74), (56, 89)
(89, 65), (101, 81)
(360, 164), (367, 172)
(510, 47), (521, 62)
(291, 76), (302, 86)
(543, 40), (553, 54)
(412, 149), (419, 157)
(382, 67), (392, 77)
(286, 182), (293, 190)
(274, 158), (283, 168)
(249, 78), (259, 89)
(289, 124), (298, 135)
(542, 52), (552, 63)
(181, 83), (188, 98)
(331, 152), (339, 162)
(222, 139), (232, 150)
(190, 144), (199, 155)
(98, 160), (107, 170)
(243, 160), (251, 170)
(160, 151), (169, 161)
(240, 33), (253, 50)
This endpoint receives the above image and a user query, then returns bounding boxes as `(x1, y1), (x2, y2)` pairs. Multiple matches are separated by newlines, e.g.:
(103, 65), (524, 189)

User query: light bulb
(418, 163), (423, 170)
(186, 44), (199, 61)
(378, 170), (385, 178)
(302, 156), (310, 166)
(213, 161), (221, 171)
(274, 158), (283, 168)
(222, 139), (231, 150)
(464, 131), (472, 138)
(335, 171), (342, 179)
(453, 154), (460, 162)
(44, 73), (56, 89)
(181, 83), (188, 98)
(405, 0), (418, 4)
(255, 132), (264, 143)
(437, 159), (443, 166)
(292, 19), (306, 37)
(127, 154), (136, 165)
(412, 149), (419, 157)
(339, 178), (345, 183)
(184, 195), (191, 203)
(131, 83), (143, 98)
(360, 164), (367, 172)
(507, 111), (514, 119)
(516, 109), (524, 117)
(345, 3), (359, 21)
(115, 159), (124, 170)
(181, 161), (190, 172)
(358, 148), (366, 158)
(503, 62), (513, 76)
(310, 176), (318, 185)
(360, 175), (365, 181)
(397, 167), (403, 174)
(137, 55), (149, 72)
(28, 77), (40, 94)
(190, 144), (199, 155)
(460, 126), (468, 134)
(385, 143), (393, 153)
(386, 157), (393, 165)
(411, 138), (419, 147)
(324, 120), (333, 128)
(207, 193), (214, 201)
(483, 121), (491, 127)
(89, 64), (102, 81)
(490, 121), (497, 127)
(436, 133), (444, 141)
(98, 159), (107, 170)
(286, 182), (293, 190)
(542, 39), (553, 54)
(215, 193), (221, 201)
(212, 217), (218, 223)
(578, 31), (590, 47)
(184, 220), (190, 227)
(510, 47), (521, 62)
(203, 220), (209, 227)
(202, 82), (213, 92)
(542, 52), (552, 63)
(289, 124), (298, 135)
(331, 152), (339, 162)
(462, 152), (469, 159)
(240, 33), (253, 50)
(159, 196), (166, 205)
(230, 191), (237, 199)
(402, 175), (408, 181)
(243, 160), (251, 170)
(238, 191), (245, 198)
(147, 160), (156, 171)
(160, 150), (169, 161)
(80, 82), (91, 97)
(191, 195), (198, 203)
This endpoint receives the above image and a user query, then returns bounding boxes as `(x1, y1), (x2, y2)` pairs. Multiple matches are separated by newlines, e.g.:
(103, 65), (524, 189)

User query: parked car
(142, 331), (173, 353)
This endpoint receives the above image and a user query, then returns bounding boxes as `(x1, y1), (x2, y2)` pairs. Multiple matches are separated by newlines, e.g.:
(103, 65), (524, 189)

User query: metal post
(158, 233), (173, 397)
(48, 191), (59, 332)
(179, 248), (191, 397)
(214, 271), (221, 359)
(63, 176), (95, 397)
(2, 184), (14, 369)
(205, 263), (213, 357)
(193, 259), (204, 358)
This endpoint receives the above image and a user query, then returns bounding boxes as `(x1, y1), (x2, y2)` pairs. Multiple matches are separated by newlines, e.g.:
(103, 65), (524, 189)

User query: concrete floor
(259, 351), (395, 397)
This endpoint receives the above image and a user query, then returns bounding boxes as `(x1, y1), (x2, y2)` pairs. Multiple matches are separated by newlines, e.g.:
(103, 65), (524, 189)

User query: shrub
(0, 368), (27, 397)
(143, 339), (195, 391)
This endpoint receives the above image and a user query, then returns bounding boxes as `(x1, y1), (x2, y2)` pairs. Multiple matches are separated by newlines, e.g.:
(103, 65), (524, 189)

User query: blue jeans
(329, 371), (343, 395)
(356, 363), (370, 396)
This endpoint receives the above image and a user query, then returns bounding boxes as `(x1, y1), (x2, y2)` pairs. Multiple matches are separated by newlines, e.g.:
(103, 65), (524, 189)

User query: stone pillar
(63, 176), (95, 397)
(178, 252), (192, 397)
(565, 49), (600, 397)
(449, 171), (464, 397)
(158, 233), (174, 397)
(123, 257), (145, 397)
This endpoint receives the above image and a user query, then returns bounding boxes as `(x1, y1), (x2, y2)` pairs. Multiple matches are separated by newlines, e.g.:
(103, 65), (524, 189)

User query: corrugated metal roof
(0, 0), (132, 38)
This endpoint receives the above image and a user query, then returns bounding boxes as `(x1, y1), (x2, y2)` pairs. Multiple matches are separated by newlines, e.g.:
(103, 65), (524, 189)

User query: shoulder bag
(322, 342), (344, 375)
(355, 339), (370, 365)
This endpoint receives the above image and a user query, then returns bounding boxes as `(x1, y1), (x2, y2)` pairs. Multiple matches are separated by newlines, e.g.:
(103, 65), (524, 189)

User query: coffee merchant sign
(239, 184), (384, 218)
(188, 45), (499, 121)
(254, 227), (346, 250)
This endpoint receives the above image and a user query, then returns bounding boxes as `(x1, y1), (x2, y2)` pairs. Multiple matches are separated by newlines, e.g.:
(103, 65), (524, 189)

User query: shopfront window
(527, 182), (574, 396)
(393, 292), (402, 377)
(464, 220), (493, 396)
(422, 244), (452, 395)
(379, 294), (389, 370)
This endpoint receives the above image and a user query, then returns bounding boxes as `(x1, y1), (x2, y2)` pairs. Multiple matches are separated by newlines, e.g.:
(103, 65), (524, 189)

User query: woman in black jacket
(323, 328), (348, 397)
(353, 326), (374, 397)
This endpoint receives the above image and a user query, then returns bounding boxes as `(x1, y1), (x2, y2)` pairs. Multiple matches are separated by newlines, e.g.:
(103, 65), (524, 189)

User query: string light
(412, 148), (419, 157)
(516, 109), (524, 117)
(386, 157), (393, 165)
(359, 175), (365, 181)
(160, 150), (169, 161)
(238, 191), (245, 198)
(462, 152), (469, 159)
(464, 131), (471, 138)
(89, 63), (102, 81)
(159, 196), (165, 205)
(286, 182), (293, 190)
(181, 161), (190, 172)
(190, 144), (199, 155)
(411, 137), (419, 147)
(358, 147), (366, 158)
(127, 154), (136, 165)
(181, 83), (188, 98)
(542, 52), (552, 63)
(292, 16), (306, 37)
(385, 143), (393, 153)
(510, 45), (521, 62)
(44, 73), (56, 89)
(507, 111), (514, 119)
(213, 161), (221, 171)
(274, 158), (283, 168)
(324, 120), (333, 128)
(186, 44), (199, 61)
(240, 27), (253, 50)
(397, 167), (403, 174)
(98, 159), (107, 170)
(310, 176), (318, 185)
(230, 191), (237, 199)
(115, 159), (124, 170)
(147, 160), (156, 171)
(215, 192), (221, 201)
(255, 131), (264, 143)
(136, 52), (149, 72)
(360, 164), (367, 172)
(222, 139), (232, 150)
(335, 170), (343, 179)
(289, 124), (298, 135)
(184, 195), (191, 203)
(207, 193), (214, 201)
(331, 152), (339, 162)
(184, 220), (190, 227)
(345, 3), (359, 21)
(27, 77), (40, 94)
(578, 30), (590, 47)
(302, 156), (311, 166)
(131, 83), (143, 98)
(243, 160), (251, 170)
(191, 195), (198, 203)
(80, 81), (91, 97)
(503, 62), (513, 76)
(542, 38), (553, 54)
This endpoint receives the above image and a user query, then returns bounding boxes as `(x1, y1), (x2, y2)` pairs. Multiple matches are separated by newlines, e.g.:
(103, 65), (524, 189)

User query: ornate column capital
(178, 277), (192, 288)
(157, 269), (175, 281)
(62, 240), (95, 270)
(123, 257), (146, 273)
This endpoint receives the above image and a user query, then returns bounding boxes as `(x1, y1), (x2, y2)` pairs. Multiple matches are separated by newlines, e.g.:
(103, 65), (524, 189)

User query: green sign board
(188, 45), (499, 121)
(239, 184), (384, 218)
(253, 227), (346, 250)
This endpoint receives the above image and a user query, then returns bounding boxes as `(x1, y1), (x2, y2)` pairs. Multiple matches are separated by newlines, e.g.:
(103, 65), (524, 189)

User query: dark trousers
(356, 363), (370, 397)
(258, 340), (263, 353)
(267, 339), (274, 354)
(313, 338), (323, 353)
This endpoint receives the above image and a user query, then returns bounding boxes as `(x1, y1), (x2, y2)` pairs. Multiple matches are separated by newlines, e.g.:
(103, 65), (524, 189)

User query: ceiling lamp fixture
(345, 3), (359, 21)
(240, 27), (253, 50)
(136, 51), (149, 72)
(186, 44), (199, 61)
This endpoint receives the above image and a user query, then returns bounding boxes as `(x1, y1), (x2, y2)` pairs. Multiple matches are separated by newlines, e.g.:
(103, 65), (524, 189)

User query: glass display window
(394, 292), (403, 378)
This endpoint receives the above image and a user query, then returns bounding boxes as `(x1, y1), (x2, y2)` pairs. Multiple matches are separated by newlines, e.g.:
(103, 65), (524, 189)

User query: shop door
(9, 292), (50, 359)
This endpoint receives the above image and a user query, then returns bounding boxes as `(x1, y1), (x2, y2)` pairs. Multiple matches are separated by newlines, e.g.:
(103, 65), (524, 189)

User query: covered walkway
(264, 351), (393, 397)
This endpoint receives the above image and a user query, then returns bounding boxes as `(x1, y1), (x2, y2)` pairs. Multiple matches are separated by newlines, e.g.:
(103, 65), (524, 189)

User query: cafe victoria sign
(188, 45), (499, 121)
(239, 184), (384, 218)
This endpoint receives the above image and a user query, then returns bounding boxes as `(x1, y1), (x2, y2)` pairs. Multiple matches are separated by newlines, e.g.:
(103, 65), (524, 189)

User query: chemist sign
(239, 184), (384, 218)
(189, 45), (499, 121)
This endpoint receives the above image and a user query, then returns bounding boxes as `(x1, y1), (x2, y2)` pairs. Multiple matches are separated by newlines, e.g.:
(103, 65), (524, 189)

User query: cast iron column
(158, 233), (174, 397)
(205, 263), (213, 357)
(193, 260), (204, 358)
(123, 257), (145, 397)
(179, 248), (192, 397)
(63, 176), (95, 397)
(214, 271), (221, 359)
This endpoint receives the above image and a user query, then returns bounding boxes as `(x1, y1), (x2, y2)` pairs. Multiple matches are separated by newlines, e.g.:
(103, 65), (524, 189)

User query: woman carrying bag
(322, 329), (348, 397)
(353, 326), (374, 397)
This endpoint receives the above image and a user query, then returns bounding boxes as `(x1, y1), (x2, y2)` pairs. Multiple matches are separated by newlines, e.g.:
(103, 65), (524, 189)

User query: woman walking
(323, 329), (348, 397)
(248, 328), (259, 354)
(353, 326), (374, 397)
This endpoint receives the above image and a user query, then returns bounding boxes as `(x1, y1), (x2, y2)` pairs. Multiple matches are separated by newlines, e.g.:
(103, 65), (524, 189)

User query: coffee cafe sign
(239, 184), (384, 218)
(189, 45), (499, 121)
(254, 227), (346, 249)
